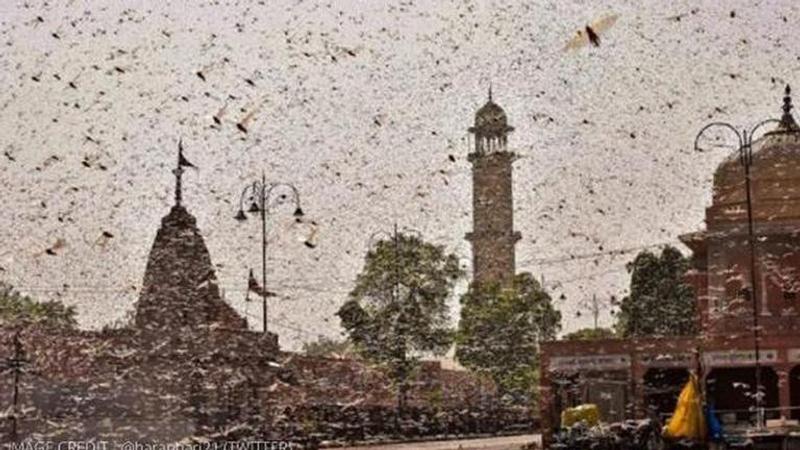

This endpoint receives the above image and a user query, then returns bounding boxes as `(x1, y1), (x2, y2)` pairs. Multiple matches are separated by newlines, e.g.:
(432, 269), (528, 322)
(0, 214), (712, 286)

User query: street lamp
(693, 85), (797, 428)
(235, 173), (304, 335)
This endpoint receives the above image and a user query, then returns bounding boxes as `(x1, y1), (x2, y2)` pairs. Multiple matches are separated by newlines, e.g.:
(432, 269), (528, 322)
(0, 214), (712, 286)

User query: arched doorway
(789, 366), (800, 420)
(706, 366), (779, 424)
(643, 368), (690, 422)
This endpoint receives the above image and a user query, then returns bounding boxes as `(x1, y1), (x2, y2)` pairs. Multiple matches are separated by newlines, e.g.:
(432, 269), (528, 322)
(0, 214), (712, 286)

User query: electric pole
(2, 330), (28, 443)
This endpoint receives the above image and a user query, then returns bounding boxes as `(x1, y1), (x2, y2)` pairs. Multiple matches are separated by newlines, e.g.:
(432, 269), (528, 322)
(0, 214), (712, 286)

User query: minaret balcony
(465, 230), (521, 242)
(467, 150), (518, 163)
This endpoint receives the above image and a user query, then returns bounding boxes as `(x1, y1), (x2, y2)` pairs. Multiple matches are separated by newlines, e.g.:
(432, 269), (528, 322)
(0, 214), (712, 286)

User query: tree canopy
(0, 281), (77, 328)
(562, 327), (616, 341)
(337, 232), (463, 409)
(302, 335), (354, 359)
(615, 245), (697, 338)
(455, 272), (561, 404)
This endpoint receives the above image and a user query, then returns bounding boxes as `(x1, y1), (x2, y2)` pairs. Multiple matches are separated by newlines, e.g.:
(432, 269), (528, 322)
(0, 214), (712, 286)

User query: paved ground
(337, 434), (541, 450)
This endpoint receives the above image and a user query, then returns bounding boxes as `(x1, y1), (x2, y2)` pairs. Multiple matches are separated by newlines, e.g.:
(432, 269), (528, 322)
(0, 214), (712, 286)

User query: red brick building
(539, 88), (800, 445)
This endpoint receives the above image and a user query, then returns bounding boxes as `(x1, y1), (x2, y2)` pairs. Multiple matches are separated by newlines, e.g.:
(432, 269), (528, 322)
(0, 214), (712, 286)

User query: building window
(738, 288), (750, 302)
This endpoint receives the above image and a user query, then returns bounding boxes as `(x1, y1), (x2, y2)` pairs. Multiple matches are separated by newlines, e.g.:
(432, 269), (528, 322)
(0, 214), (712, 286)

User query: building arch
(789, 366), (800, 420)
(706, 366), (779, 423)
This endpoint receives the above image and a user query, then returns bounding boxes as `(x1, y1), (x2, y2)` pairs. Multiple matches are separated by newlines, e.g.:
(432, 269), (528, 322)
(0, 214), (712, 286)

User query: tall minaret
(465, 88), (520, 287)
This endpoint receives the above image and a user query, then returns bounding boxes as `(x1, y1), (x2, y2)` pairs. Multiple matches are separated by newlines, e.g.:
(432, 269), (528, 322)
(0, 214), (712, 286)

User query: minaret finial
(783, 84), (793, 117)
(780, 84), (798, 130)
(488, 83), (493, 102)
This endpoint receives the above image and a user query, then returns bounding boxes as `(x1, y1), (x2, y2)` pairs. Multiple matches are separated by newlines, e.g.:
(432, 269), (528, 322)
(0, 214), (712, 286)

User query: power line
(519, 241), (675, 267)
(8, 241), (671, 294)
(8, 264), (633, 298)
(544, 267), (627, 290)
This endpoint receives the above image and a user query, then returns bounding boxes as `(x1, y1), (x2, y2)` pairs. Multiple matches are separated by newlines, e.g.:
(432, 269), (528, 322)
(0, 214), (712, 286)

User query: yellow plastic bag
(561, 404), (600, 428)
(663, 373), (706, 441)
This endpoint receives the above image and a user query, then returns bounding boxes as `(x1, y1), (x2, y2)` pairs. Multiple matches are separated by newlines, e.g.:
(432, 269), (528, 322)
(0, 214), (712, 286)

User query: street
(337, 434), (541, 450)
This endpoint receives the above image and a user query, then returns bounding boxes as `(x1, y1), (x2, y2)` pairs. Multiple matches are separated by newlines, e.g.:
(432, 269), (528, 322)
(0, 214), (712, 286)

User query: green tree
(615, 245), (696, 337)
(337, 233), (463, 415)
(455, 273), (561, 405)
(563, 327), (616, 341)
(302, 335), (353, 359)
(0, 281), (77, 327)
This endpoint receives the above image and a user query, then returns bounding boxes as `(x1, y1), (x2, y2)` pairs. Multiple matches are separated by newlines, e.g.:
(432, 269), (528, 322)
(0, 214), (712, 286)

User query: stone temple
(135, 155), (247, 332)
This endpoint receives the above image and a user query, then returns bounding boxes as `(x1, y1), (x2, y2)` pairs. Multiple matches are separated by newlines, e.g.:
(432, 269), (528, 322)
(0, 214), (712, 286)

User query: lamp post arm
(238, 184), (255, 212)
(694, 122), (743, 153)
(741, 119), (780, 166)
(262, 182), (302, 213)
(748, 119), (781, 143)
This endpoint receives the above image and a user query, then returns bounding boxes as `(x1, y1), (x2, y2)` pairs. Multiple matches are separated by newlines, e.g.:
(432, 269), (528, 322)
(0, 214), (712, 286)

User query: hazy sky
(2, 0), (799, 350)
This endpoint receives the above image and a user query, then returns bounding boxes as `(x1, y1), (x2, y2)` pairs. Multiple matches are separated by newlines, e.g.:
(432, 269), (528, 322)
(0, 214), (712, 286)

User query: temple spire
(172, 138), (196, 207)
(173, 140), (184, 206)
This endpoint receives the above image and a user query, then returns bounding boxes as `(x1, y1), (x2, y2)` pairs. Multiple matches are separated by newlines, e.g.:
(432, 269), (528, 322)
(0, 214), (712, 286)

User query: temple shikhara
(134, 149), (248, 332)
(540, 88), (800, 442)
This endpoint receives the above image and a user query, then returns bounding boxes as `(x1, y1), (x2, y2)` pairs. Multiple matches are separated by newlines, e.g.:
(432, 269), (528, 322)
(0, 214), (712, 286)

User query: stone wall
(0, 325), (281, 443)
(270, 355), (533, 444)
(276, 354), (497, 410)
(0, 326), (527, 445)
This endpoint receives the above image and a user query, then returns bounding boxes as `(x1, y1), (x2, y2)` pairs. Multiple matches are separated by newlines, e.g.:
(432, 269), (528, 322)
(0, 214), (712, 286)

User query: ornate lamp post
(235, 173), (304, 335)
(693, 85), (797, 427)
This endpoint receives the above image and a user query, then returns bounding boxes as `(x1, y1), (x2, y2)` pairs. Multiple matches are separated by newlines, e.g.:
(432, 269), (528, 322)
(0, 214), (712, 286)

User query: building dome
(709, 86), (800, 225)
(468, 88), (514, 139)
(475, 100), (508, 129)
